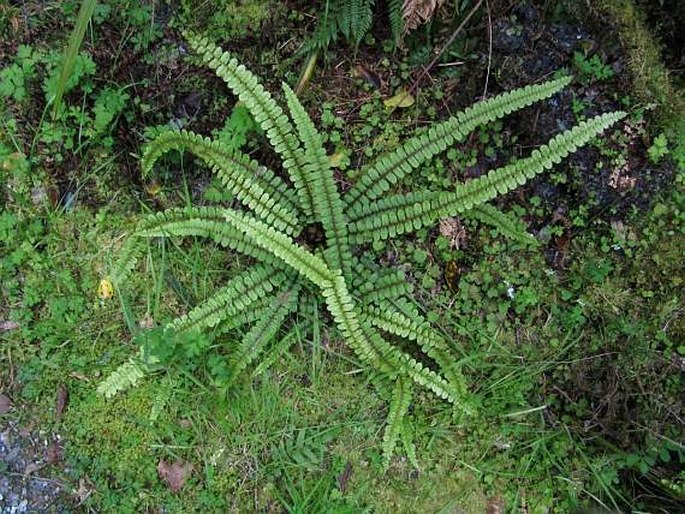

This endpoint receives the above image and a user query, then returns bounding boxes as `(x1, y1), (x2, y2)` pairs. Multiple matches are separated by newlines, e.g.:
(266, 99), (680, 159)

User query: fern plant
(100, 31), (625, 467)
(305, 0), (405, 52)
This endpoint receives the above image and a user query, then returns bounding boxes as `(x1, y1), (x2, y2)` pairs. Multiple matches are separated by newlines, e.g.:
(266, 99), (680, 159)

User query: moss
(598, 0), (685, 169)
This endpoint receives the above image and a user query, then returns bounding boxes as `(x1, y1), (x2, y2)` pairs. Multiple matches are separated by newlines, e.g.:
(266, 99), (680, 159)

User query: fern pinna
(100, 32), (625, 467)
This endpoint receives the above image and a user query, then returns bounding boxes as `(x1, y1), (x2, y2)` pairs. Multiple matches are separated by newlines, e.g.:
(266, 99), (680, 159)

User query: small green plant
(100, 32), (624, 467)
(305, 0), (390, 52)
(573, 51), (614, 83)
(647, 132), (669, 163)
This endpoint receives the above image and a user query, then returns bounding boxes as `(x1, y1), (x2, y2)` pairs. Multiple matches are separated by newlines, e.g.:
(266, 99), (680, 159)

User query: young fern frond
(141, 130), (301, 234)
(464, 204), (539, 246)
(347, 111), (626, 243)
(170, 264), (289, 334)
(382, 377), (413, 469)
(344, 76), (573, 210)
(253, 329), (301, 376)
(184, 31), (316, 217)
(97, 352), (159, 399)
(227, 279), (301, 384)
(215, 292), (288, 334)
(282, 83), (354, 278)
(107, 235), (145, 288)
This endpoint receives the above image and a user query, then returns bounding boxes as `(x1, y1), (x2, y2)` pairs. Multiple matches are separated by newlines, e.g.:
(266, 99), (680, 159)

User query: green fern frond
(382, 377), (412, 469)
(356, 317), (461, 402)
(97, 354), (158, 398)
(348, 0), (374, 45)
(387, 0), (403, 46)
(184, 32), (316, 217)
(354, 267), (413, 305)
(132, 207), (282, 266)
(215, 293), (274, 333)
(222, 209), (337, 287)
(344, 76), (573, 210)
(220, 210), (459, 401)
(170, 264), (290, 334)
(400, 420), (419, 469)
(283, 83), (353, 278)
(228, 279), (301, 383)
(107, 235), (145, 289)
(347, 111), (626, 243)
(364, 298), (469, 405)
(305, 0), (374, 52)
(253, 330), (301, 376)
(219, 209), (387, 372)
(141, 130), (301, 234)
(465, 204), (539, 246)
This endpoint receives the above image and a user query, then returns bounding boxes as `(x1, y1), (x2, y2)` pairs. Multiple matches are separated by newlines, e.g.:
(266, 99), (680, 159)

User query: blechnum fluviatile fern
(100, 31), (625, 468)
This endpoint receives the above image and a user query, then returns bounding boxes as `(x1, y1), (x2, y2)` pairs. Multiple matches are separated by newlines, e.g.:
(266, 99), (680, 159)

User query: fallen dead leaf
(158, 459), (194, 492)
(403, 0), (446, 32)
(384, 88), (415, 108)
(337, 461), (353, 494)
(97, 278), (114, 300)
(138, 313), (155, 329)
(56, 385), (68, 423)
(486, 496), (505, 514)
(0, 393), (11, 414)
(46, 440), (63, 464)
(0, 320), (20, 332)
(439, 217), (467, 250)
(76, 477), (95, 505)
(354, 64), (381, 90)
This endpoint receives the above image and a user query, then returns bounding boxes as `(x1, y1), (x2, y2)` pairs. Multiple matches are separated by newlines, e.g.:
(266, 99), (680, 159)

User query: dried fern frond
(402, 0), (445, 33)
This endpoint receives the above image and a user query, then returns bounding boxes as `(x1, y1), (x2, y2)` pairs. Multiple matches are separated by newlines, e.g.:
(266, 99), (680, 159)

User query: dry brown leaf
(337, 461), (353, 494)
(0, 393), (11, 414)
(354, 64), (381, 90)
(0, 320), (20, 332)
(55, 385), (68, 423)
(402, 0), (446, 33)
(486, 496), (505, 514)
(46, 440), (63, 464)
(76, 477), (95, 505)
(158, 459), (194, 492)
(439, 217), (467, 250)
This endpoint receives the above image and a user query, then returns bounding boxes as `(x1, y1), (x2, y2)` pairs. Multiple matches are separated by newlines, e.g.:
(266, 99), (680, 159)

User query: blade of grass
(52, 0), (98, 118)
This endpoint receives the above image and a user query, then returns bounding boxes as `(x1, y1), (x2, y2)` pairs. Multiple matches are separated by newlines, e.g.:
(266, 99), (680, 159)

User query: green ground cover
(1, 1), (682, 512)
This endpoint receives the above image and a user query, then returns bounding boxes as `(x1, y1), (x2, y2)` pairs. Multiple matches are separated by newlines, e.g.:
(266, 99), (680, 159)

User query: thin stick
(388, 0), (484, 115)
(409, 0), (484, 94)
(482, 0), (492, 100)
